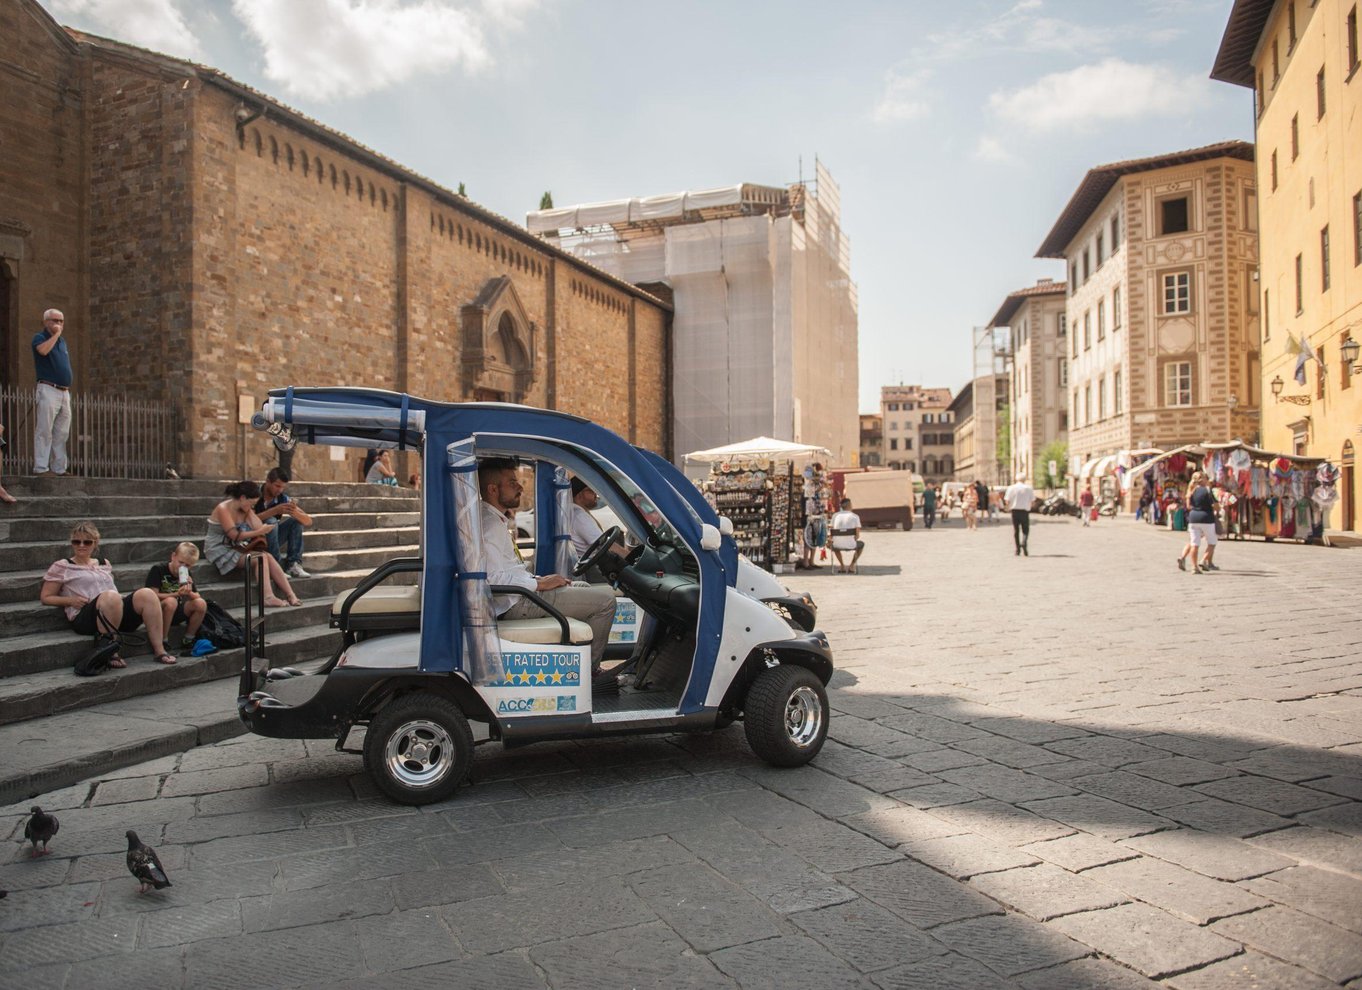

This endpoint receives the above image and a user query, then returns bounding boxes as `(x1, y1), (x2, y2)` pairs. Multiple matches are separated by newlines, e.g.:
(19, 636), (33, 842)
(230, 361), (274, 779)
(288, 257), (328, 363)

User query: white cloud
(872, 67), (932, 124)
(973, 135), (1016, 164)
(231, 0), (538, 102)
(51, 0), (202, 59)
(988, 58), (1212, 131)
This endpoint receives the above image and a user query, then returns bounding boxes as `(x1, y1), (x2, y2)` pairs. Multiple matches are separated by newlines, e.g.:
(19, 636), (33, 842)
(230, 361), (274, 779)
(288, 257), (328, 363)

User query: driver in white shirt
(478, 459), (616, 675)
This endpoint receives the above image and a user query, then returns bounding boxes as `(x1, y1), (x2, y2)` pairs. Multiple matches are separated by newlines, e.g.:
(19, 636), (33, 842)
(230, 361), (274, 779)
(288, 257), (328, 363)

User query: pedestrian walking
(962, 482), (979, 531)
(921, 485), (937, 530)
(973, 479), (989, 524)
(1177, 471), (1218, 574)
(1004, 473), (1035, 556)
(32, 308), (73, 476)
(1079, 482), (1095, 527)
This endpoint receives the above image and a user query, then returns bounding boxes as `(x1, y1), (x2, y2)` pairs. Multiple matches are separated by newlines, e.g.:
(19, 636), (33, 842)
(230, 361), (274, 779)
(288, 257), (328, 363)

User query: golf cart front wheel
(743, 665), (828, 767)
(364, 692), (473, 805)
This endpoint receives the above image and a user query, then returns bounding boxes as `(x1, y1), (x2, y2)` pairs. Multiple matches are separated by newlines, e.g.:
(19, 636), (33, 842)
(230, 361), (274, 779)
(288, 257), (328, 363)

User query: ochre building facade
(0, 1), (670, 481)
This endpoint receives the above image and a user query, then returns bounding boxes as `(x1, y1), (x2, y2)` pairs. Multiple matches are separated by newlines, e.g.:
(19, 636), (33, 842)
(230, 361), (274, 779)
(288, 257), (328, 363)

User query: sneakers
(286, 561), (310, 578)
(1203, 562), (1219, 571)
(1177, 557), (1186, 572)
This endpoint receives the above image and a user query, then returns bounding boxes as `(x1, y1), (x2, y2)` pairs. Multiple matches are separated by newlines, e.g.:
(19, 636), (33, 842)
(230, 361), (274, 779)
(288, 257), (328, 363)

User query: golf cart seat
(331, 584), (592, 645)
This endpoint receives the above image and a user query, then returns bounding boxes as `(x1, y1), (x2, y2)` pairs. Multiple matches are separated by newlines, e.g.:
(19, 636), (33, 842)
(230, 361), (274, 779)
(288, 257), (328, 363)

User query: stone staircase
(0, 474), (419, 802)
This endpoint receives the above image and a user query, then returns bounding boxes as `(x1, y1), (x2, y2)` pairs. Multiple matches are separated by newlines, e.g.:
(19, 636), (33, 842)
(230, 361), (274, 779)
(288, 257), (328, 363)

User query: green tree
(457, 181), (467, 197)
(539, 190), (554, 210)
(995, 403), (1011, 473)
(1035, 439), (1069, 490)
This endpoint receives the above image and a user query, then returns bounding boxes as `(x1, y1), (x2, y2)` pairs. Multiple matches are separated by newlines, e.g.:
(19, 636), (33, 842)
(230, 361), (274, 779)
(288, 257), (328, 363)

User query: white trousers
(34, 383), (72, 474)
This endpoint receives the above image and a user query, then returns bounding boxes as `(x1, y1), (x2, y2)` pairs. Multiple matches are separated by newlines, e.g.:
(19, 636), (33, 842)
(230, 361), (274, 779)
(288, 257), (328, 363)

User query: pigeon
(24, 807), (58, 857)
(125, 830), (172, 893)
(165, 463), (181, 480)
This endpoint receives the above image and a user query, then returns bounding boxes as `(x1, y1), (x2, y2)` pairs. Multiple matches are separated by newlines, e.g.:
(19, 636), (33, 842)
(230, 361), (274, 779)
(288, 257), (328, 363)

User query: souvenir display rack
(702, 459), (796, 571)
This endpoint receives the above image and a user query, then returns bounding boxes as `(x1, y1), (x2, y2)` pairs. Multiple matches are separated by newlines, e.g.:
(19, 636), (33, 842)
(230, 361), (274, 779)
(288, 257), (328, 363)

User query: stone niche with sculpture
(460, 276), (538, 403)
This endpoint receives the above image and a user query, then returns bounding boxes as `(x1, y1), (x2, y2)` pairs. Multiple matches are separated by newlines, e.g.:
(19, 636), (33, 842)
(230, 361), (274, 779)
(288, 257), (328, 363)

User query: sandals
(287, 597), (303, 607)
(109, 657), (127, 669)
(263, 597), (288, 608)
(154, 653), (177, 665)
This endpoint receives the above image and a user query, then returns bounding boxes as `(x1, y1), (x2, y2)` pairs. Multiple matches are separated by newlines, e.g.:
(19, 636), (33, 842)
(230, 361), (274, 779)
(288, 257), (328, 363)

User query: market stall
(683, 437), (832, 572)
(1124, 440), (1339, 544)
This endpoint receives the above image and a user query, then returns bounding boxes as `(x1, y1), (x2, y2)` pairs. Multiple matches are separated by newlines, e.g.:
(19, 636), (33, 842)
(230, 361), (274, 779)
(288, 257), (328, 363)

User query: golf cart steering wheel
(573, 525), (623, 577)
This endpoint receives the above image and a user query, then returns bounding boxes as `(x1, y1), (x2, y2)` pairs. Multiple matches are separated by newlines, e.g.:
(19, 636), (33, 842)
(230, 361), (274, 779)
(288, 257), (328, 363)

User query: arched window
(285, 144), (294, 170)
(269, 136), (279, 164)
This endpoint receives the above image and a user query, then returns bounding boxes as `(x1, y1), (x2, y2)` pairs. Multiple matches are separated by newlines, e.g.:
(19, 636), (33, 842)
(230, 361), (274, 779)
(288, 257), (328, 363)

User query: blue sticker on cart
(493, 650), (581, 687)
(496, 695), (577, 714)
(609, 598), (642, 645)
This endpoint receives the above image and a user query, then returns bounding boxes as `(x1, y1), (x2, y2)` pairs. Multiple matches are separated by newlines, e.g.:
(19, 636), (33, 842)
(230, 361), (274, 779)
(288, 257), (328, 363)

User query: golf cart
(238, 388), (833, 804)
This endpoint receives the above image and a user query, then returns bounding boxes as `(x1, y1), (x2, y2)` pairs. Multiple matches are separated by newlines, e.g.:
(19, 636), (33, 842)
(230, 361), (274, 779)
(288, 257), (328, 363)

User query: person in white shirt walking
(829, 498), (864, 574)
(478, 458), (616, 675)
(1003, 474), (1036, 556)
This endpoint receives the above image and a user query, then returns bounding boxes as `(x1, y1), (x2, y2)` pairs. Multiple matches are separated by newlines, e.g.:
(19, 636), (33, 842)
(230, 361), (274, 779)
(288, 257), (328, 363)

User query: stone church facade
(0, 0), (671, 480)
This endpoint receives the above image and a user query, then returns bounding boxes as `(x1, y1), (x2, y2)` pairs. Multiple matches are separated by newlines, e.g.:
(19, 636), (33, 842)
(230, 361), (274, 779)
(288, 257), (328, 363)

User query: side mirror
(699, 523), (722, 552)
(717, 515), (734, 537)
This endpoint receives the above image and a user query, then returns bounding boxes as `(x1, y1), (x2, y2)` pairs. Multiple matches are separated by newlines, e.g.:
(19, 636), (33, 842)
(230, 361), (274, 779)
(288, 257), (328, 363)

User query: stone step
(0, 490), (418, 522)
(0, 509), (420, 542)
(0, 566), (417, 635)
(0, 525), (421, 570)
(0, 620), (340, 727)
(0, 475), (418, 499)
(0, 597), (337, 677)
(0, 543), (419, 605)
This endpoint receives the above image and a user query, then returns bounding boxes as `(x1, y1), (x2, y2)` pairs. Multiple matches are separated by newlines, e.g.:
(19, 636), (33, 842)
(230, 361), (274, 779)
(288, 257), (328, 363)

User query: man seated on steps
(253, 468), (313, 579)
(477, 458), (615, 678)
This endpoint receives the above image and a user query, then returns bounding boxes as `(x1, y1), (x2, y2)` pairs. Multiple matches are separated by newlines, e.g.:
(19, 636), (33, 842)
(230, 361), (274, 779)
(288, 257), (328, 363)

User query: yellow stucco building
(1214, 0), (1362, 532)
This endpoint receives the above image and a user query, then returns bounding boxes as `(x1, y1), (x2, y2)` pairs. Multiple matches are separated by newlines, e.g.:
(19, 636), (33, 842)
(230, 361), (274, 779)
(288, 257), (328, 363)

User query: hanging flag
(1295, 339), (1309, 384)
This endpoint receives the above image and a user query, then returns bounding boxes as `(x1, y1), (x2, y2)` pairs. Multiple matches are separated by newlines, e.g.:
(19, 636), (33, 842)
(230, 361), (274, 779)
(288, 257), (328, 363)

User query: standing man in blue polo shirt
(32, 309), (73, 476)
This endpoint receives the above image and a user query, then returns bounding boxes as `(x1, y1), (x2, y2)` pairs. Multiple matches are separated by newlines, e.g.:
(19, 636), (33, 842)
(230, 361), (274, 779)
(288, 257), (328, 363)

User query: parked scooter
(1039, 493), (1079, 517)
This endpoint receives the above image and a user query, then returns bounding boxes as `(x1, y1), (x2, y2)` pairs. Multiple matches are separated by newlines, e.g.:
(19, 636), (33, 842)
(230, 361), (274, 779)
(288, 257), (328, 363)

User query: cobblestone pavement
(3, 514), (1361, 989)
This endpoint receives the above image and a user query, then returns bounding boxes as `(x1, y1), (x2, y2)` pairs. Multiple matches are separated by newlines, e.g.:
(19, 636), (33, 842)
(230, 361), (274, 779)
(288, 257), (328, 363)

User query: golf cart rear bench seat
(331, 584), (592, 645)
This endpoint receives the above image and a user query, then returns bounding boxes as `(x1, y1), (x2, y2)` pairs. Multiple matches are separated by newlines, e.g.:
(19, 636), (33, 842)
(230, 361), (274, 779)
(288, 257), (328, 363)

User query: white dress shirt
(568, 503), (604, 554)
(1004, 482), (1036, 512)
(479, 500), (535, 615)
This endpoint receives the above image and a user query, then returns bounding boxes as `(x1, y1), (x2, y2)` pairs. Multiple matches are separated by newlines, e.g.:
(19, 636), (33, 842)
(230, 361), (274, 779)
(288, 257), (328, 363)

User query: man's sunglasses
(71, 538), (95, 546)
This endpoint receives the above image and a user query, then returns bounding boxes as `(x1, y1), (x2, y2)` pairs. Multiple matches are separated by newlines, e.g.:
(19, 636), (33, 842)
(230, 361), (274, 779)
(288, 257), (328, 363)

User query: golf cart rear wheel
(743, 665), (828, 767)
(364, 692), (473, 805)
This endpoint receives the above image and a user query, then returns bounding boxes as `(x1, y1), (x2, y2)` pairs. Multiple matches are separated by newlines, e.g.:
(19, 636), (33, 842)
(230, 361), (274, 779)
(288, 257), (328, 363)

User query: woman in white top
(206, 481), (301, 607)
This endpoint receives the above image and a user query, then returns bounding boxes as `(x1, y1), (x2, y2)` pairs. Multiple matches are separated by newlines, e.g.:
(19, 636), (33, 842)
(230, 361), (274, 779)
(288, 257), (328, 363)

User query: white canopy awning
(682, 436), (831, 467)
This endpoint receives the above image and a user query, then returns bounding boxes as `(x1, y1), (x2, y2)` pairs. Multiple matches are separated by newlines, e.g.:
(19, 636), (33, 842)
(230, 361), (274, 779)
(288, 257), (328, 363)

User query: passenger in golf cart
(239, 388), (833, 805)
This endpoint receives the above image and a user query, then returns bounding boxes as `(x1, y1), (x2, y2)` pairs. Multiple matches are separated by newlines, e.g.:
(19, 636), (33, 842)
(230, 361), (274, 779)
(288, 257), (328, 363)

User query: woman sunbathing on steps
(205, 481), (301, 607)
(39, 521), (179, 665)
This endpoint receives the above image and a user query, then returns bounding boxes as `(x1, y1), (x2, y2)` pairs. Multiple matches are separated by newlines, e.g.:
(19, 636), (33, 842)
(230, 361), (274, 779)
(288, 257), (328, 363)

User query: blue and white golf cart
(239, 388), (833, 804)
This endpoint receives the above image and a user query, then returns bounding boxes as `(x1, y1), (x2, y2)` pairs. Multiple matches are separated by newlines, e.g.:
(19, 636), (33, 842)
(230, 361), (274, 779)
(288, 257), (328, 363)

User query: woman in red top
(1079, 482), (1095, 527)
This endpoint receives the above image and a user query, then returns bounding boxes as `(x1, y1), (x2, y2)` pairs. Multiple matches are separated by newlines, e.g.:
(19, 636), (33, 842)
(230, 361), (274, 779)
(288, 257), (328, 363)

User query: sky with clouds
(42, 0), (1251, 411)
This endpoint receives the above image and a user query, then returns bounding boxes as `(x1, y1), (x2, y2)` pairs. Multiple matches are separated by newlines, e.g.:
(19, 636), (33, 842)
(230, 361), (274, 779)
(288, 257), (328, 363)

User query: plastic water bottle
(179, 565), (190, 586)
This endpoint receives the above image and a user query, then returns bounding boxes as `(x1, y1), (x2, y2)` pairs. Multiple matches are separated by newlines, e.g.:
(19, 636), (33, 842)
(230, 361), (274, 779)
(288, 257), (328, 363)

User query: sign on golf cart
(239, 388), (834, 805)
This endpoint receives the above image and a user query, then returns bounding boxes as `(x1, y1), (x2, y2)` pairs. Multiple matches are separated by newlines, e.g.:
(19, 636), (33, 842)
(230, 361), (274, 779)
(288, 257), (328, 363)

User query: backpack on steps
(199, 599), (245, 649)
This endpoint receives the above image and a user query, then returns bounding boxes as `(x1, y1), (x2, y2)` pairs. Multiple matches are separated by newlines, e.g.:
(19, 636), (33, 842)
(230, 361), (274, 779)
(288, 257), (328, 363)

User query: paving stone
(170, 857), (280, 901)
(700, 787), (825, 830)
(627, 861), (782, 951)
(0, 854), (72, 891)
(1300, 801), (1362, 836)
(1213, 904), (1362, 984)
(888, 781), (983, 809)
(1248, 825), (1362, 874)
(1163, 798), (1296, 838)
(0, 914), (138, 967)
(137, 898), (243, 948)
(1083, 857), (1266, 925)
(422, 821), (563, 866)
(61, 948), (186, 990)
(1049, 902), (1240, 979)
(1044, 735), (1169, 768)
(937, 763), (1075, 804)
(490, 834), (694, 892)
(1240, 864), (1362, 931)
(193, 776), (354, 817)
(164, 808), (306, 844)
(590, 769), (753, 808)
(1306, 775), (1362, 800)
(302, 798), (417, 827)
(870, 950), (1024, 989)
(950, 735), (1073, 769)
(878, 712), (989, 744)
(355, 907), (461, 973)
(278, 840), (436, 891)
(1226, 747), (1362, 783)
(968, 717), (1091, 745)
(969, 863), (1126, 921)
(932, 798), (1075, 846)
(530, 920), (735, 989)
(314, 950), (549, 990)
(1016, 957), (1162, 989)
(176, 735), (306, 772)
(850, 765), (940, 793)
(244, 876), (395, 932)
(1123, 756), (1242, 787)
(1021, 794), (1171, 840)
(760, 819), (903, 873)
(348, 810), (465, 848)
(898, 748), (988, 773)
(187, 825), (350, 866)
(539, 797), (732, 848)
(0, 880), (101, 932)
(842, 859), (1001, 929)
(1020, 832), (1140, 873)
(738, 765), (898, 818)
(790, 897), (947, 973)
(159, 763), (270, 797)
(184, 920), (367, 990)
(1194, 774), (1346, 816)
(1070, 770), (1203, 810)
(932, 912), (1090, 977)
(710, 933), (867, 988)
(1119, 828), (1295, 881)
(899, 832), (1040, 879)
(390, 862), (501, 909)
(674, 821), (855, 914)
(90, 775), (162, 806)
(446, 876), (651, 954)
(1165, 949), (1342, 990)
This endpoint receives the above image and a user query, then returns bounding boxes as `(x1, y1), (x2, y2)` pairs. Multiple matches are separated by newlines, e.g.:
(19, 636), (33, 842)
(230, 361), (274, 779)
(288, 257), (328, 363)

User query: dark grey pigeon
(24, 807), (58, 856)
(125, 830), (172, 893)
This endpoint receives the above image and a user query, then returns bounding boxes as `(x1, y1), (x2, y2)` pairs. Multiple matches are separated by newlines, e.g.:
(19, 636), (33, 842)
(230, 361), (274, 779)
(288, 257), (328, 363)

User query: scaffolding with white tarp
(527, 161), (859, 466)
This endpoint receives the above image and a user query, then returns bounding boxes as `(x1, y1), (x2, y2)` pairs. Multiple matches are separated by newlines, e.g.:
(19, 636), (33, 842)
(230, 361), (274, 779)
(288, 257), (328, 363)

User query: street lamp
(1270, 374), (1311, 405)
(1270, 375), (1283, 397)
(1342, 336), (1360, 371)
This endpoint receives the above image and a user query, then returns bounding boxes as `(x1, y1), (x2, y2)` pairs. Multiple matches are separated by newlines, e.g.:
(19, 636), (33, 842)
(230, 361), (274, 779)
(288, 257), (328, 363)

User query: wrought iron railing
(0, 384), (174, 480)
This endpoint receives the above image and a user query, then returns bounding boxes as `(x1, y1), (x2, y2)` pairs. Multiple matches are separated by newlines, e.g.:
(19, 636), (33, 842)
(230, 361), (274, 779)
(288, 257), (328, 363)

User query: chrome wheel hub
(784, 686), (823, 747)
(385, 719), (454, 789)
